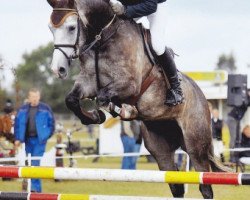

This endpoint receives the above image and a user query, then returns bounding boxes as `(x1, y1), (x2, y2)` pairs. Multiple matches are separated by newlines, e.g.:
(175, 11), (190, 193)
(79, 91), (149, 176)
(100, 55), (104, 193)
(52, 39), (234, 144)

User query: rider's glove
(109, 0), (126, 16)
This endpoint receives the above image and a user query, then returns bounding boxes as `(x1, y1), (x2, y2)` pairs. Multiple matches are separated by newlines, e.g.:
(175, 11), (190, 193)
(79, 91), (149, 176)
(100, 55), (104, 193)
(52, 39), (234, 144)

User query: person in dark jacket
(227, 89), (250, 162)
(14, 88), (55, 192)
(109, 0), (184, 106)
(212, 109), (223, 140)
(0, 99), (16, 143)
(239, 125), (250, 158)
(211, 109), (224, 162)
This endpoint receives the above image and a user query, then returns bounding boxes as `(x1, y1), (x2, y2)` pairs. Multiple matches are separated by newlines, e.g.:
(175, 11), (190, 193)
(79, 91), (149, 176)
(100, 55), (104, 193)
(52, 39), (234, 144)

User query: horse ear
(75, 0), (88, 25)
(47, 0), (56, 7)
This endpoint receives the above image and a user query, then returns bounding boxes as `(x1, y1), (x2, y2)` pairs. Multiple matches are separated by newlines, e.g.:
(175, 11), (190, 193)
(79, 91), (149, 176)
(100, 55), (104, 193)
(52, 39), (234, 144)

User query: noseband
(52, 8), (80, 66)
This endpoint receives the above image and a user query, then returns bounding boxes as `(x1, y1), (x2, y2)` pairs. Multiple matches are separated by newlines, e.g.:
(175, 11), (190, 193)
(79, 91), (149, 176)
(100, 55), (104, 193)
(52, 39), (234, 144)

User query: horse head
(48, 0), (80, 78)
(48, 0), (117, 124)
(48, 0), (114, 79)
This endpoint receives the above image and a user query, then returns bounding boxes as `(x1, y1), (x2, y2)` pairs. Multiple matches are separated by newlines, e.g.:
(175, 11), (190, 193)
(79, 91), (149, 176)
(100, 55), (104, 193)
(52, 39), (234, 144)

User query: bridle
(52, 8), (80, 66)
(52, 8), (117, 67)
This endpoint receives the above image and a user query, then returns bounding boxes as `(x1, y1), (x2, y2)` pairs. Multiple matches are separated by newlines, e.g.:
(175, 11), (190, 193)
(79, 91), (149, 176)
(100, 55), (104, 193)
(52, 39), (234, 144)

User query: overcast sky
(0, 0), (250, 88)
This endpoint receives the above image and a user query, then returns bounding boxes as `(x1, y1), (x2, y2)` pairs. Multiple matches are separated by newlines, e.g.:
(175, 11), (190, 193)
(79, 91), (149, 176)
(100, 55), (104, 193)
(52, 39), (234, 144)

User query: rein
(80, 14), (117, 54)
(80, 14), (122, 91)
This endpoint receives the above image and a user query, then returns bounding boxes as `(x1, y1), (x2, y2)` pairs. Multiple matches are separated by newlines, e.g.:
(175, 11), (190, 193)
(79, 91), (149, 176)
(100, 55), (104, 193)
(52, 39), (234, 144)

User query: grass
(1, 157), (249, 200)
(0, 122), (249, 200)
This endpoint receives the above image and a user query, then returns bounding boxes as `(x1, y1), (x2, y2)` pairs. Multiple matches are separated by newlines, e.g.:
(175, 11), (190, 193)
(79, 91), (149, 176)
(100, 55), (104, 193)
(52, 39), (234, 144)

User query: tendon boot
(157, 49), (184, 106)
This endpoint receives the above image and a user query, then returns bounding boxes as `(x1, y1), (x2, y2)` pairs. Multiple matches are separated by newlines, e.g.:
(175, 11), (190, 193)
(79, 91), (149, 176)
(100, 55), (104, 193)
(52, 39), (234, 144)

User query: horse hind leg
(143, 121), (185, 198)
(189, 153), (213, 199)
(182, 128), (214, 199)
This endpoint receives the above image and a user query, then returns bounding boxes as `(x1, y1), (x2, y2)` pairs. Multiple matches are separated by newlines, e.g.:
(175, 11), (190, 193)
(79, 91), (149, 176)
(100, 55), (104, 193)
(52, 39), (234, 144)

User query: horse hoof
(97, 110), (106, 124)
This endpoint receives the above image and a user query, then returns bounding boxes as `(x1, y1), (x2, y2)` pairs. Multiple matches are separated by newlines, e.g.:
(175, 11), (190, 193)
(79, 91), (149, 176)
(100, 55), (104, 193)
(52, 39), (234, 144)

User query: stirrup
(165, 89), (184, 106)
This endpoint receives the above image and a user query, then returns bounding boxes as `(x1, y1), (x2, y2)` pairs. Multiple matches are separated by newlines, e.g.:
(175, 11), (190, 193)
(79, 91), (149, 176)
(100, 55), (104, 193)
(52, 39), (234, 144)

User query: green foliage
(216, 53), (237, 73)
(0, 55), (10, 111)
(15, 43), (80, 113)
(0, 89), (8, 112)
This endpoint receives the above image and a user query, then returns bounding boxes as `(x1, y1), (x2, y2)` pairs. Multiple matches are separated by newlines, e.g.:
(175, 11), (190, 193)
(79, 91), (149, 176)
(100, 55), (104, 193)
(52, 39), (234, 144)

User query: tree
(15, 43), (79, 113)
(216, 53), (237, 73)
(0, 55), (11, 112)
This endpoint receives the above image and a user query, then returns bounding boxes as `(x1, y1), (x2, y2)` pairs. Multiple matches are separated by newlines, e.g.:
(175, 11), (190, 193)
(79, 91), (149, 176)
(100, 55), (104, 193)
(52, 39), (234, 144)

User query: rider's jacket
(120, 0), (167, 18)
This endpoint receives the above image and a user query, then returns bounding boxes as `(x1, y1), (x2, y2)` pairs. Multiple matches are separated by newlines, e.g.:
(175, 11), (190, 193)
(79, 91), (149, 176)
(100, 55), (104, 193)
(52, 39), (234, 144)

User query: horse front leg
(97, 88), (139, 120)
(65, 84), (106, 125)
(97, 80), (139, 120)
(108, 102), (139, 120)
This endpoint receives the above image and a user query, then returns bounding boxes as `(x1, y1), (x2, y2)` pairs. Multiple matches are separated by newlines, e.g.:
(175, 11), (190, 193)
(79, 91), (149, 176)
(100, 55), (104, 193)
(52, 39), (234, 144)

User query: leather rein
(52, 8), (156, 106)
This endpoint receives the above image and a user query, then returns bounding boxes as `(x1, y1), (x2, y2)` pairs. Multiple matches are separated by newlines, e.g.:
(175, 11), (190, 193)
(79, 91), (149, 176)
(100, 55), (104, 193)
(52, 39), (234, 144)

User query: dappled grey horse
(48, 0), (228, 198)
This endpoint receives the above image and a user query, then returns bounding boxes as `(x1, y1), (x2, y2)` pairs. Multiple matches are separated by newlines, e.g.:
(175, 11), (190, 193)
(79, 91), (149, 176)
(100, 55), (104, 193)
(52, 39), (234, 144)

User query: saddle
(139, 24), (157, 66)
(139, 24), (177, 67)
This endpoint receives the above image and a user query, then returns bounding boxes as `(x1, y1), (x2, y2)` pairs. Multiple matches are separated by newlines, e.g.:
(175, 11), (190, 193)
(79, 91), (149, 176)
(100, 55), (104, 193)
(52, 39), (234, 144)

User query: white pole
(27, 153), (31, 193)
(218, 99), (223, 119)
(185, 154), (190, 194)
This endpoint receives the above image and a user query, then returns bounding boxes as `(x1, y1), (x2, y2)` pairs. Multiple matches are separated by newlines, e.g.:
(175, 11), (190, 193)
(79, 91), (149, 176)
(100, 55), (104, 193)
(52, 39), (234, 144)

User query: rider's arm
(124, 0), (158, 19)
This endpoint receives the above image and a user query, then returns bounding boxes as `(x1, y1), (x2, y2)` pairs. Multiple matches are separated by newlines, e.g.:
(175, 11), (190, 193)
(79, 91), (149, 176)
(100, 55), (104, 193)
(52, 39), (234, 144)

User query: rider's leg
(157, 49), (184, 106)
(148, 2), (184, 106)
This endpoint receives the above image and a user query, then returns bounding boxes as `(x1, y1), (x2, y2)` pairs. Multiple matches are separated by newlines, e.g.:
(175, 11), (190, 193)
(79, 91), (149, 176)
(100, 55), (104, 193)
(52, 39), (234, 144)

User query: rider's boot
(157, 49), (184, 106)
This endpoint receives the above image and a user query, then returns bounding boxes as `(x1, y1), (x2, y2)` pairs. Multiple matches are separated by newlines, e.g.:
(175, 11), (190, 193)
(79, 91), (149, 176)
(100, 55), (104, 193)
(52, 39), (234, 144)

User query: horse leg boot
(157, 49), (184, 106)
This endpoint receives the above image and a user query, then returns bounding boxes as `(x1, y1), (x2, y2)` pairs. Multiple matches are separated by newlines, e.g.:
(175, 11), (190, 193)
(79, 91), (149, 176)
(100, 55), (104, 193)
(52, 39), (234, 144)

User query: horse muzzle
(58, 66), (68, 79)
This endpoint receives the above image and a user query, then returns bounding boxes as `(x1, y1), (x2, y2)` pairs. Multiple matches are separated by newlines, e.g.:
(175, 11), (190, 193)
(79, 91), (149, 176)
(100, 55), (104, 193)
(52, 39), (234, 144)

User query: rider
(109, 0), (184, 106)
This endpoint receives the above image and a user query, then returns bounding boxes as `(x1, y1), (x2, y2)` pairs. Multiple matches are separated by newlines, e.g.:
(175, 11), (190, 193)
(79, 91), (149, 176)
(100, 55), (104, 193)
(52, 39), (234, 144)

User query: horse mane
(78, 0), (118, 33)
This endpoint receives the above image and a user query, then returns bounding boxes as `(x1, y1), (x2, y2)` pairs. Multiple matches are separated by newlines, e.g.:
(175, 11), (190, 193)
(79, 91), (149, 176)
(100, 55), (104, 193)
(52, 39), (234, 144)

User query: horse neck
(79, 18), (155, 88)
(113, 20), (154, 80)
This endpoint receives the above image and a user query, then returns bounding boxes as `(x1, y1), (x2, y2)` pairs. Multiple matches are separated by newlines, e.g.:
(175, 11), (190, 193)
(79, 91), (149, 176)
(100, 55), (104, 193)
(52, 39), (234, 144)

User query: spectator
(14, 88), (55, 192)
(239, 125), (250, 158)
(0, 99), (16, 143)
(211, 109), (224, 162)
(130, 120), (142, 166)
(208, 101), (213, 116)
(121, 120), (142, 169)
(86, 124), (94, 139)
(227, 106), (249, 162)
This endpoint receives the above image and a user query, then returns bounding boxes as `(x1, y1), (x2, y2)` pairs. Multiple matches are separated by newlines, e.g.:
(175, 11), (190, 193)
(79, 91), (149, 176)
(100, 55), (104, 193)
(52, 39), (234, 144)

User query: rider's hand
(109, 0), (125, 16)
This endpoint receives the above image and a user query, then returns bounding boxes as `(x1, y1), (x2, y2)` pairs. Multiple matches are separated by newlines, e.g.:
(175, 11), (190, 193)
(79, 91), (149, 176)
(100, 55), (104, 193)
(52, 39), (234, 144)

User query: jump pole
(0, 166), (249, 185)
(0, 192), (210, 200)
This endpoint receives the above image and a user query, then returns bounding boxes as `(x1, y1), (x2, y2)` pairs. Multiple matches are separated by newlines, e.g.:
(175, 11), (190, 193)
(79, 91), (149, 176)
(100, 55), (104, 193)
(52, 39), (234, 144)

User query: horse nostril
(59, 67), (66, 75)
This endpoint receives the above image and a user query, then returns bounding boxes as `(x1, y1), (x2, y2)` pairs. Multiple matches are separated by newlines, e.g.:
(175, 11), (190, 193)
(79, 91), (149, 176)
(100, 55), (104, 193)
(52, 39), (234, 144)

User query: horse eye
(68, 26), (76, 32)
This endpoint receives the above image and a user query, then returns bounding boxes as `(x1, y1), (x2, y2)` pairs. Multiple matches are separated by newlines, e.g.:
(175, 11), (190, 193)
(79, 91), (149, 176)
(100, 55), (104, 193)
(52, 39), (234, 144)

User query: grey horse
(47, 0), (228, 198)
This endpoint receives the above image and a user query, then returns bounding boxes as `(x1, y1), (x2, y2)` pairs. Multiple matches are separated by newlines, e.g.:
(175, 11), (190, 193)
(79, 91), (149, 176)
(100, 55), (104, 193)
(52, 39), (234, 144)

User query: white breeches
(133, 2), (167, 55)
(147, 1), (167, 55)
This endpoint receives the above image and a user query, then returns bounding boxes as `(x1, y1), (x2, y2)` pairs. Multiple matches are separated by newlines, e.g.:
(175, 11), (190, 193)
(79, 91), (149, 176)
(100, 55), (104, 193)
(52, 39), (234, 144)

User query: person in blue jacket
(14, 88), (55, 192)
(109, 0), (184, 106)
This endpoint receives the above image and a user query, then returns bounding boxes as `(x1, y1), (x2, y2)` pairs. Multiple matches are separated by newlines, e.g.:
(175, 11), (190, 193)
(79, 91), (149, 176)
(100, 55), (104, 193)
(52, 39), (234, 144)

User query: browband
(51, 11), (78, 28)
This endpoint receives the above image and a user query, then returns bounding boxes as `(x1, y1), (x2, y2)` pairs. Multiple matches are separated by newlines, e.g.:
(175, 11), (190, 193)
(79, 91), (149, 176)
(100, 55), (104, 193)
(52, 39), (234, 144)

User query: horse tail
(208, 153), (233, 172)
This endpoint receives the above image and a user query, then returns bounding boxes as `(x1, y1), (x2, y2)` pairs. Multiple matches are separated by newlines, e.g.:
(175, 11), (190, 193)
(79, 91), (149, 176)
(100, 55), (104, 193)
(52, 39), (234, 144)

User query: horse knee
(65, 93), (79, 110)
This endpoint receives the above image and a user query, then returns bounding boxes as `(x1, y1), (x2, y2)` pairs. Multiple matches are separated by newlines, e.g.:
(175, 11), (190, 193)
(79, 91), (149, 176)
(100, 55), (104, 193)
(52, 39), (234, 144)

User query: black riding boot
(157, 49), (184, 106)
